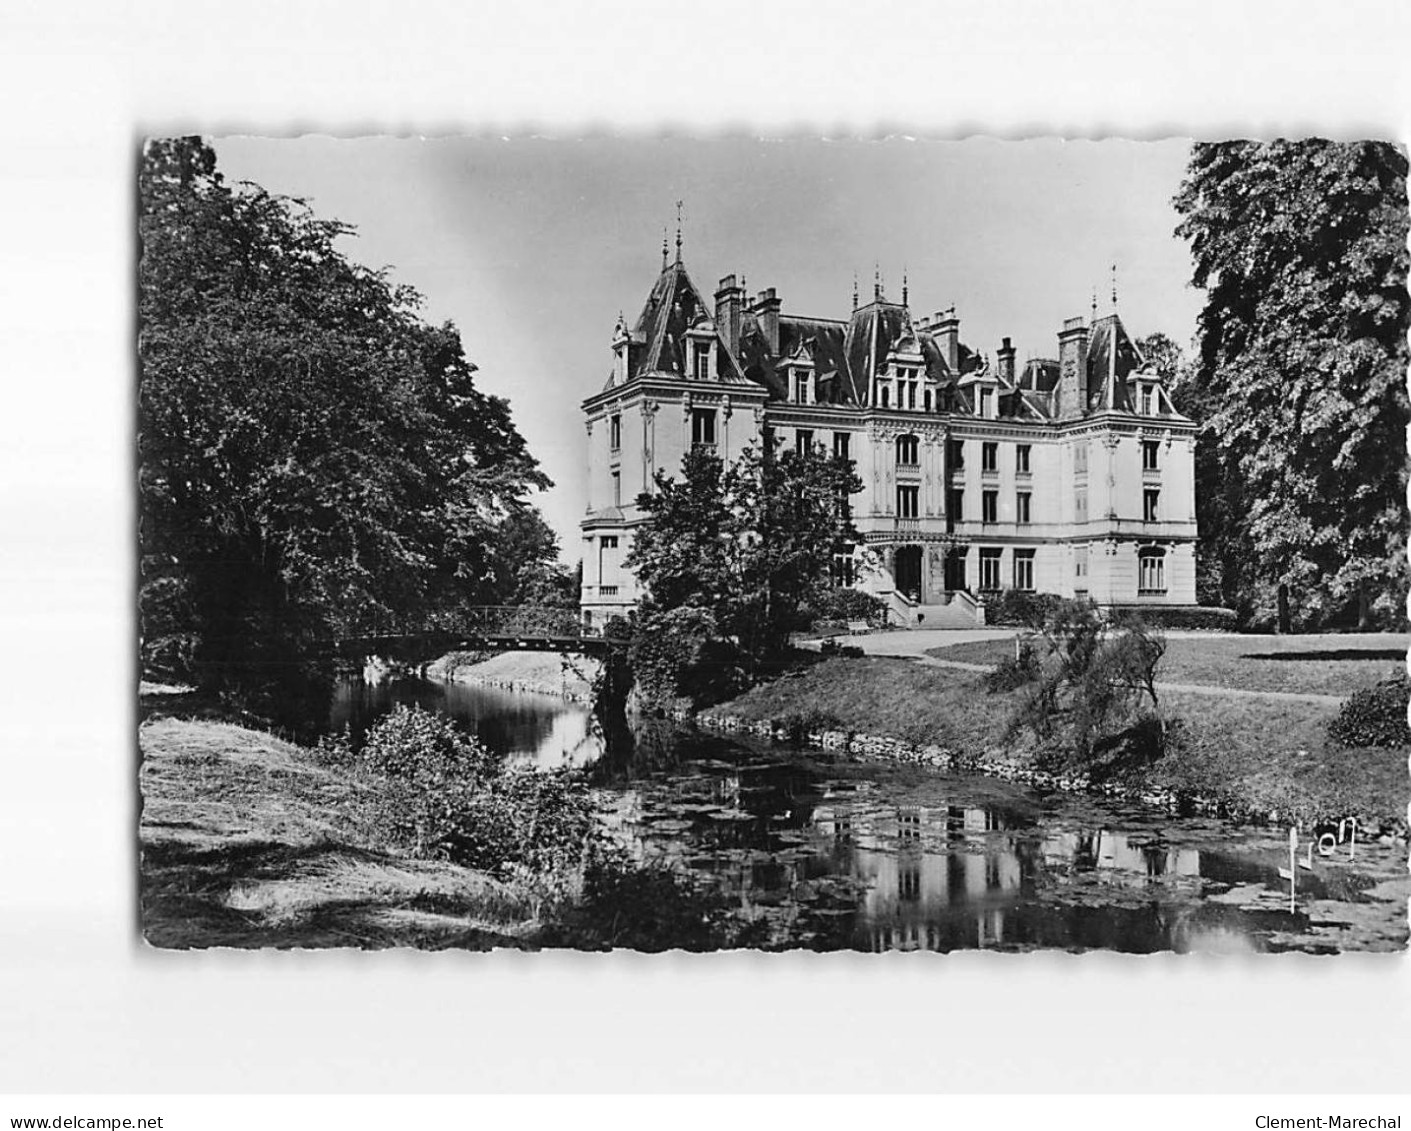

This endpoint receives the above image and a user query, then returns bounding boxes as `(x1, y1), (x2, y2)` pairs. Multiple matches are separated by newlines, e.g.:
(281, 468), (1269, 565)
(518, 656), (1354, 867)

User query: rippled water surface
(333, 677), (1409, 954)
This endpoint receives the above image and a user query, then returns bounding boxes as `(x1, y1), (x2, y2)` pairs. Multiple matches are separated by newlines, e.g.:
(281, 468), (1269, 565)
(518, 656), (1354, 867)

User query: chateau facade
(580, 246), (1198, 629)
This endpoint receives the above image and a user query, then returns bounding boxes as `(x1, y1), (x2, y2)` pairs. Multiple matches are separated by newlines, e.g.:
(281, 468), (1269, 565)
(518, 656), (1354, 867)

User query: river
(332, 676), (1408, 954)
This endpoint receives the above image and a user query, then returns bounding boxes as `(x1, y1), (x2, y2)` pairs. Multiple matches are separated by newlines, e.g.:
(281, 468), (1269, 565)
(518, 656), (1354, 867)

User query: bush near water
(319, 704), (595, 877)
(1329, 676), (1411, 749)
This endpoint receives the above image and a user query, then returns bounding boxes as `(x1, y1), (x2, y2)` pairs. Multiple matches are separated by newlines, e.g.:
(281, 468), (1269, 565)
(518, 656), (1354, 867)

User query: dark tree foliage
(626, 440), (862, 685)
(139, 138), (550, 723)
(1173, 140), (1410, 629)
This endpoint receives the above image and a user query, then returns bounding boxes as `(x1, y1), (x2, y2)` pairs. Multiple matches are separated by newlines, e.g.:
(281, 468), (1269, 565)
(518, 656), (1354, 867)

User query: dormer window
(692, 341), (711, 380)
(1140, 384), (1155, 415)
(978, 387), (995, 419)
(792, 367), (814, 405)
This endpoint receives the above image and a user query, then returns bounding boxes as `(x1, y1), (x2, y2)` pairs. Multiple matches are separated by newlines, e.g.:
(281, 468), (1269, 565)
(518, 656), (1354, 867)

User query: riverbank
(139, 714), (543, 948)
(698, 655), (1409, 835)
(426, 650), (601, 702)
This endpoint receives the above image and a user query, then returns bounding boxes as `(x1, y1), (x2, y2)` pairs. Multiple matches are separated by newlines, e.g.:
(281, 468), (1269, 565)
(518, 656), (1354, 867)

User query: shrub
(803, 586), (887, 627)
(819, 637), (864, 659)
(1105, 604), (1237, 631)
(985, 638), (1040, 693)
(348, 705), (595, 875)
(1328, 676), (1411, 748)
(627, 606), (748, 708)
(1010, 598), (1168, 758)
(984, 589), (1065, 629)
(359, 703), (502, 786)
(441, 767), (596, 875)
(775, 708), (846, 744)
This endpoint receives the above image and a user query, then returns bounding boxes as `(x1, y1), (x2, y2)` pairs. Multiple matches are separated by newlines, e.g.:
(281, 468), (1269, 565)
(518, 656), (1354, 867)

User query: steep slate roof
(605, 258), (750, 389)
(737, 312), (856, 403)
(1086, 314), (1145, 411)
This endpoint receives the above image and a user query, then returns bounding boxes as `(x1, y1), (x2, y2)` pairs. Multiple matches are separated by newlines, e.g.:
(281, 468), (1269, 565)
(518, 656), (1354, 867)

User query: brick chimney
(997, 336), (1016, 383)
(714, 274), (744, 359)
(752, 287), (781, 355)
(935, 309), (960, 372)
(1057, 317), (1089, 420)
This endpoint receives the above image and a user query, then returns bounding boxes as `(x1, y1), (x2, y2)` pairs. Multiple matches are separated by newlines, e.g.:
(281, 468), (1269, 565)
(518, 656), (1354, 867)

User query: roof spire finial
(873, 263), (881, 301)
(852, 271), (859, 311)
(674, 200), (683, 263)
(902, 267), (909, 308)
(662, 227), (668, 271)
(1091, 286), (1097, 322)
(1111, 262), (1118, 310)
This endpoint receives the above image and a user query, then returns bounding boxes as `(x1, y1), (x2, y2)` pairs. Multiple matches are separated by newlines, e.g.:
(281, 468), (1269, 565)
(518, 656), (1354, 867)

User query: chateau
(580, 241), (1198, 629)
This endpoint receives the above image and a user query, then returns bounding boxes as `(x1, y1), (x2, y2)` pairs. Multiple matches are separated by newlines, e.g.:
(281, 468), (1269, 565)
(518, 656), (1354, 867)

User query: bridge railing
(343, 605), (593, 641)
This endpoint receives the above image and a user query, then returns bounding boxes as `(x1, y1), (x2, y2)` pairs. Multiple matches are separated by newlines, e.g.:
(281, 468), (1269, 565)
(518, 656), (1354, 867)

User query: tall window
(1141, 386), (1154, 415)
(1144, 488), (1160, 522)
(611, 470), (621, 507)
(598, 535), (620, 592)
(1016, 491), (1031, 525)
(1075, 487), (1088, 523)
(1016, 443), (1031, 474)
(948, 438), (965, 470)
(795, 429), (814, 457)
(691, 408), (716, 447)
(924, 390), (933, 412)
(948, 487), (964, 520)
(978, 387), (995, 419)
(1013, 549), (1035, 592)
(982, 489), (998, 524)
(1142, 440), (1160, 471)
(1074, 544), (1089, 595)
(1074, 442), (1088, 474)
(1139, 549), (1167, 593)
(981, 441), (998, 473)
(793, 368), (813, 404)
(896, 433), (919, 466)
(833, 431), (851, 460)
(609, 413), (621, 451)
(831, 545), (855, 588)
(692, 342), (711, 380)
(897, 485), (919, 518)
(879, 385), (890, 408)
(979, 548), (1003, 591)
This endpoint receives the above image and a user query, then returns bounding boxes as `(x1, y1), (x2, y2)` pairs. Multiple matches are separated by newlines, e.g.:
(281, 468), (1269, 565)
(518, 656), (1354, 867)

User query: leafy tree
(1173, 140), (1410, 630)
(626, 441), (862, 684)
(139, 138), (550, 722)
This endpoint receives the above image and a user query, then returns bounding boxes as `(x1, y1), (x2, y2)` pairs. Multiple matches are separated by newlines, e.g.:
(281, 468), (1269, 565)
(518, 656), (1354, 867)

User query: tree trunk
(1277, 583), (1291, 635)
(1357, 584), (1371, 630)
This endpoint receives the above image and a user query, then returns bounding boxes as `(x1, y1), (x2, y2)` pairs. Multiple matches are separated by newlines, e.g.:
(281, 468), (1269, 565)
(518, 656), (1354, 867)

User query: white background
(1, 0), (1409, 1096)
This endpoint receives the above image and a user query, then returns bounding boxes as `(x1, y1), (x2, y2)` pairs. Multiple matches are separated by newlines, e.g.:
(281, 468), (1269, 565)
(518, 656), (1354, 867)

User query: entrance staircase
(884, 590), (985, 629)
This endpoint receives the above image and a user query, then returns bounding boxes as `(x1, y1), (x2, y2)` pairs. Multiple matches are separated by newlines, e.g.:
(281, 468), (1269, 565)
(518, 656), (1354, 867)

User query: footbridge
(332, 606), (618, 659)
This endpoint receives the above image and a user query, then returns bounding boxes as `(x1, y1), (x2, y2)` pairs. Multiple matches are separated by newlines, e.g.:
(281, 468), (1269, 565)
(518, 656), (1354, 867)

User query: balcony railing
(598, 585), (619, 597)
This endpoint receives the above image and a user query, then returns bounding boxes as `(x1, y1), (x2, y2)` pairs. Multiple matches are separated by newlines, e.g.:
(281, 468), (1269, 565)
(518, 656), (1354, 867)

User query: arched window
(895, 433), (919, 466)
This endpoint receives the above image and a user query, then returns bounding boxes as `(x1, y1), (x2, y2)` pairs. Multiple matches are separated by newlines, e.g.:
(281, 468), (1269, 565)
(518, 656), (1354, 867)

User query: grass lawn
(140, 714), (540, 949)
(927, 632), (1407, 697)
(709, 652), (1409, 829)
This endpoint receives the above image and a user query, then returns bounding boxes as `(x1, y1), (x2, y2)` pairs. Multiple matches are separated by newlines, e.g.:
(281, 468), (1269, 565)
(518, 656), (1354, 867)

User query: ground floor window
(1075, 543), (1089, 581)
(831, 546), (855, 588)
(979, 548), (1002, 591)
(1013, 549), (1035, 592)
(1138, 548), (1166, 594)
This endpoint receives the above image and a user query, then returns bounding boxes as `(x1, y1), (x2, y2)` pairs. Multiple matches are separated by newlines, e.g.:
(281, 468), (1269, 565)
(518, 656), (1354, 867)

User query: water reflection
(609, 737), (1337, 954)
(330, 677), (604, 769)
(330, 677), (1391, 953)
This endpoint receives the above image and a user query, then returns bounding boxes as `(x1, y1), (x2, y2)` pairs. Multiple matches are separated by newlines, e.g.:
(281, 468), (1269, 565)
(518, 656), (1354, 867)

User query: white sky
(214, 136), (1205, 558)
